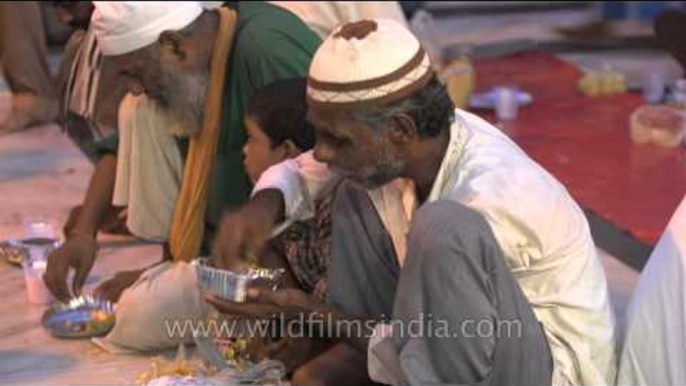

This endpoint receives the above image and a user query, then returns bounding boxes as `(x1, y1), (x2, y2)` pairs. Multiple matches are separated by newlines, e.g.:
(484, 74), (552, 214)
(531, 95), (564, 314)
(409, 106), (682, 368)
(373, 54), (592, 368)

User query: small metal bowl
(42, 295), (116, 339)
(193, 258), (285, 303)
(0, 237), (61, 267)
(0, 240), (27, 266)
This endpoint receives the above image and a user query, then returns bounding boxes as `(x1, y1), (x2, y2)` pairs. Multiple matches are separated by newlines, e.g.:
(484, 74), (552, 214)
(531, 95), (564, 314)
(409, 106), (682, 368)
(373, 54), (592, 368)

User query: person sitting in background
(655, 8), (686, 76)
(55, 1), (128, 161)
(617, 195), (686, 385)
(0, 2), (59, 134)
(617, 11), (686, 385)
(271, 1), (407, 39)
(54, 1), (131, 237)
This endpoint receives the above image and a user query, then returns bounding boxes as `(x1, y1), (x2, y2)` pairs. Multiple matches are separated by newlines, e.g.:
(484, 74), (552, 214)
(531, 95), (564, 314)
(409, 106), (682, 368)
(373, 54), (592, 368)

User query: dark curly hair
(349, 76), (455, 138)
(245, 78), (316, 151)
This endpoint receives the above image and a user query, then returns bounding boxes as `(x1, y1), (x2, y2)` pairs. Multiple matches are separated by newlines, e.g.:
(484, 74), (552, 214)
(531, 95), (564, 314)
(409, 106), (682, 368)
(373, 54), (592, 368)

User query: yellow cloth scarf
(169, 7), (237, 262)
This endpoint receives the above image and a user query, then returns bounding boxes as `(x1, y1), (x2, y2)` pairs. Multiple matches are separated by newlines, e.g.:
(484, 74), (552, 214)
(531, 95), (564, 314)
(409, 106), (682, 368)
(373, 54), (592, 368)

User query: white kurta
(270, 1), (408, 39)
(112, 94), (184, 242)
(254, 109), (617, 385)
(618, 195), (686, 385)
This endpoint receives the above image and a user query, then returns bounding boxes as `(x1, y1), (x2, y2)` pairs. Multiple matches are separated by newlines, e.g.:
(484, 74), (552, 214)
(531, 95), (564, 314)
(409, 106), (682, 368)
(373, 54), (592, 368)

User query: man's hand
(206, 288), (374, 352)
(212, 189), (285, 269)
(204, 287), (317, 321)
(93, 268), (144, 303)
(43, 234), (97, 302)
(44, 154), (117, 303)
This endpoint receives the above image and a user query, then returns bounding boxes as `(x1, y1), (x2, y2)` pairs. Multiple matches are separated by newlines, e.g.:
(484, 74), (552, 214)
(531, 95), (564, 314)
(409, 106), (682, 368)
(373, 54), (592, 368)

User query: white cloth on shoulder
(112, 94), (184, 242)
(618, 195), (686, 385)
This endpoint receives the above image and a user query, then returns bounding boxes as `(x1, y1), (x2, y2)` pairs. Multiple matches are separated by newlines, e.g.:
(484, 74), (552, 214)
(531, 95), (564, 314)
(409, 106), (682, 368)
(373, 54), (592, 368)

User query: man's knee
(408, 201), (492, 254)
(292, 343), (373, 386)
(413, 200), (488, 233)
(291, 365), (323, 386)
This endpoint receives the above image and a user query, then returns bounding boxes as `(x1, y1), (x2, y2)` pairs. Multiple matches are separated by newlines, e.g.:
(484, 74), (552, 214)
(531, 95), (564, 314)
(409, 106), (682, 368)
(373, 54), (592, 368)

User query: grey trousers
(328, 181), (552, 386)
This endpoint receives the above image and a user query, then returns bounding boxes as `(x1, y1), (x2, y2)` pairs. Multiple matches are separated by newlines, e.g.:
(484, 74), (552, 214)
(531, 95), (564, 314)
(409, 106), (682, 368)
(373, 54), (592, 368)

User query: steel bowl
(42, 295), (116, 339)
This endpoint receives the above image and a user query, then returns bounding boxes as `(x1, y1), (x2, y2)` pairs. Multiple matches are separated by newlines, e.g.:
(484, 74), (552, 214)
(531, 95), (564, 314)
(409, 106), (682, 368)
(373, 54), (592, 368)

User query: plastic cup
(642, 72), (666, 104)
(23, 260), (53, 305)
(22, 215), (60, 263)
(495, 87), (519, 121)
(22, 237), (60, 262)
(23, 215), (58, 239)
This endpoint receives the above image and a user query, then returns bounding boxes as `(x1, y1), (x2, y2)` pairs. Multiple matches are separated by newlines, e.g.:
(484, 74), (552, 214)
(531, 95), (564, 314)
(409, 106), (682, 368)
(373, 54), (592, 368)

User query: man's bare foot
(0, 93), (58, 135)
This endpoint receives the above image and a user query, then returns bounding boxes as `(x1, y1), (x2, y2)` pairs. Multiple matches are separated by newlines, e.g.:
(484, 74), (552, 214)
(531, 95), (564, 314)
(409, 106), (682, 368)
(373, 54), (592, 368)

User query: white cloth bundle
(94, 262), (210, 352)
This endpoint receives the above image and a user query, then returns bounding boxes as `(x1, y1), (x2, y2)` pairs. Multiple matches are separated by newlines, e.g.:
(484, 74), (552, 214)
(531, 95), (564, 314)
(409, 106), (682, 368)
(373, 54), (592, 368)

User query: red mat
(472, 52), (686, 245)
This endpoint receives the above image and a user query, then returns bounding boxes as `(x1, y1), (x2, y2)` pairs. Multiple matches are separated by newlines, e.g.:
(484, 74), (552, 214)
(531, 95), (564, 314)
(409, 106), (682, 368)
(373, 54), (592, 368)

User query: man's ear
(159, 30), (187, 61)
(389, 113), (418, 143)
(280, 140), (302, 159)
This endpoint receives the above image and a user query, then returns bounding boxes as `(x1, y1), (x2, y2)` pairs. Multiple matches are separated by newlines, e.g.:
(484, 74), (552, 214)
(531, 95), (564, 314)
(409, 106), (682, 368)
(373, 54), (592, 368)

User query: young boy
(224, 78), (372, 385)
(243, 78), (331, 302)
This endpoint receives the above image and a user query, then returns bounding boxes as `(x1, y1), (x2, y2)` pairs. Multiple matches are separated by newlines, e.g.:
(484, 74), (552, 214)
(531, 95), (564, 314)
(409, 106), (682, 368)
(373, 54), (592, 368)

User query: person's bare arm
(212, 189), (285, 270)
(44, 154), (117, 301)
(205, 288), (376, 353)
(213, 151), (337, 268)
(71, 153), (118, 238)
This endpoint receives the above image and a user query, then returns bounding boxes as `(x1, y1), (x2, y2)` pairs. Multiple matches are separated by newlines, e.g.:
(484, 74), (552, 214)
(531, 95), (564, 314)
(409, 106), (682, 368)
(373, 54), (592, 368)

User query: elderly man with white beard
(43, 1), (320, 302)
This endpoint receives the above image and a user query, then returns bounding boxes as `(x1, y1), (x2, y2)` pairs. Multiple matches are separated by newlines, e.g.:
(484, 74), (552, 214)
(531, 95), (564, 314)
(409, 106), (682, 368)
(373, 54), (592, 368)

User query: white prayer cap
(307, 19), (434, 109)
(92, 1), (203, 56)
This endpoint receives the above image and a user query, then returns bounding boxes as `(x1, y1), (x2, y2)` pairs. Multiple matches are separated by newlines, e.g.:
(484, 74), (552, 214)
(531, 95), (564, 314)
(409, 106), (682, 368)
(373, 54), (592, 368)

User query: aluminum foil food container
(42, 295), (115, 339)
(193, 258), (285, 302)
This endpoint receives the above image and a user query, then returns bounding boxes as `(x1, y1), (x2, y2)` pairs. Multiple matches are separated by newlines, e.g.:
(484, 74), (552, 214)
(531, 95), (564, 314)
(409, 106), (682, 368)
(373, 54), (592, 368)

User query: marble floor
(0, 122), (163, 384)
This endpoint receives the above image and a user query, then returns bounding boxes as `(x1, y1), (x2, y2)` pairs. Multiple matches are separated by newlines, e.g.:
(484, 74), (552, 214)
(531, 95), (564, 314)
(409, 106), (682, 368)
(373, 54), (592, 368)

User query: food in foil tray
(193, 258), (285, 302)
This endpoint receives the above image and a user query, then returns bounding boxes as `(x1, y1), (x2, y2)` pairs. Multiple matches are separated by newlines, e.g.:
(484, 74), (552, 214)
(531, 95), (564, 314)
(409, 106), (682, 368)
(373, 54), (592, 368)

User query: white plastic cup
(22, 260), (53, 305)
(23, 215), (58, 239)
(22, 216), (60, 263)
(495, 87), (519, 121)
(642, 72), (666, 104)
(21, 238), (59, 263)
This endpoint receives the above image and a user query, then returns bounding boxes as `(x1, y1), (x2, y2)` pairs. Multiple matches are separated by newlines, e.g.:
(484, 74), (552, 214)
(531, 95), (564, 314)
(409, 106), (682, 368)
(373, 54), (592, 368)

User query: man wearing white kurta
(617, 195), (686, 385)
(271, 1), (407, 39)
(211, 19), (616, 385)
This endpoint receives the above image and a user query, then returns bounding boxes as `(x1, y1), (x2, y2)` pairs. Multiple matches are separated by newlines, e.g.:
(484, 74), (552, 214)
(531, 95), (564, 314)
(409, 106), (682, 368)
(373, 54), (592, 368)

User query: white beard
(157, 62), (209, 137)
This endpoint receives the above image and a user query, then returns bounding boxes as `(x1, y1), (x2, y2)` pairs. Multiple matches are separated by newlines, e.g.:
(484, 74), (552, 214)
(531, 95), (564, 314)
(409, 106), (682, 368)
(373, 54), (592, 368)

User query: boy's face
(243, 117), (292, 184)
